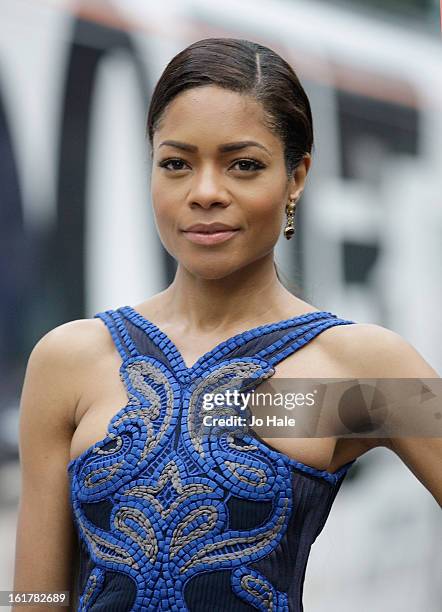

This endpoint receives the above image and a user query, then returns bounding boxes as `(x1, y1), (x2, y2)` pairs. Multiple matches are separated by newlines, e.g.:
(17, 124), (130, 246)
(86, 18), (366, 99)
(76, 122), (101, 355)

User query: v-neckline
(119, 304), (336, 374)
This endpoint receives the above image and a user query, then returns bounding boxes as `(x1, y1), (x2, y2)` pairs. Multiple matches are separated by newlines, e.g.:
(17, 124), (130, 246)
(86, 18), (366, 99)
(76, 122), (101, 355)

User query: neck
(156, 253), (299, 333)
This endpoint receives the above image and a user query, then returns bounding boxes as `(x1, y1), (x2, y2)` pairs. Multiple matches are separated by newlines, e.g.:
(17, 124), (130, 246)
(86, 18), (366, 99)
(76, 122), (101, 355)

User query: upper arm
(13, 322), (86, 607)
(342, 323), (442, 505)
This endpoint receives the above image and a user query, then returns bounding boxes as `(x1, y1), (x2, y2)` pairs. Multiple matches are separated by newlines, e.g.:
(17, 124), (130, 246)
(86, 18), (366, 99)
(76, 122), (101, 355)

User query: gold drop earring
(284, 197), (298, 240)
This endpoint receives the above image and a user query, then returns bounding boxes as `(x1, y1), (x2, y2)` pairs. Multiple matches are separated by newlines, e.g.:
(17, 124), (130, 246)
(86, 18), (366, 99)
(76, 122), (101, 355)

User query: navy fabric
(68, 306), (357, 611)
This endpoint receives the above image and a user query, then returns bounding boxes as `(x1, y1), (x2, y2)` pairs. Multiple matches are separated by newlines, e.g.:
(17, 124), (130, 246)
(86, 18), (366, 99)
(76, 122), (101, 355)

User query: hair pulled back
(146, 37), (314, 178)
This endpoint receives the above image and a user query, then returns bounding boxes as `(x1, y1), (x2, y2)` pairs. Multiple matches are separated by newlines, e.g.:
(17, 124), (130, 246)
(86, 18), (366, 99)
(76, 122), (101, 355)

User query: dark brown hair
(147, 37), (314, 178)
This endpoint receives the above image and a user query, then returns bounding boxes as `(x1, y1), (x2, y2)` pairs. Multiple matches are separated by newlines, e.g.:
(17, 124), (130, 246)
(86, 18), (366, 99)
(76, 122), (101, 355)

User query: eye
(231, 158), (266, 172)
(157, 157), (266, 173)
(158, 158), (188, 171)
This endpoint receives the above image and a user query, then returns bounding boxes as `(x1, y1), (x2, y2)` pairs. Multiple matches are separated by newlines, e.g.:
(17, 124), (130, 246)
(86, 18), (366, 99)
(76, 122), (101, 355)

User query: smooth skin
(13, 85), (441, 608)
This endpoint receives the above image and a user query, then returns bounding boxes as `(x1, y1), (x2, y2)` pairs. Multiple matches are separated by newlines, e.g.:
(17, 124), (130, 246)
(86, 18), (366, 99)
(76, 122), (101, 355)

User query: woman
(14, 38), (441, 611)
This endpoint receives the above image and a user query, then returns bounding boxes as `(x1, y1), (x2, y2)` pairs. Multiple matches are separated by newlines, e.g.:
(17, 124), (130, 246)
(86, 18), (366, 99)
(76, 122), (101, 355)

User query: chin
(183, 260), (242, 280)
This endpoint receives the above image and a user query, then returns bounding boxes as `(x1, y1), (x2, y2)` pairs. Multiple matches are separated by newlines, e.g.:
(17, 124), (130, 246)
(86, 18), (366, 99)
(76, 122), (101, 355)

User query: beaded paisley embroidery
(68, 306), (357, 611)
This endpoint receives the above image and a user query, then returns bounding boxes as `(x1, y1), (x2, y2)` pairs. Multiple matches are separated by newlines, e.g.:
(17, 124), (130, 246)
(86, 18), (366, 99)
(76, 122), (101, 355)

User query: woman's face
(150, 85), (310, 279)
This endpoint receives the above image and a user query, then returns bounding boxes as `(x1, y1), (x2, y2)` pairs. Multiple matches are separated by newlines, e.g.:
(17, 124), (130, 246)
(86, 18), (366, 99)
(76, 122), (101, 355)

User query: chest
(69, 333), (364, 472)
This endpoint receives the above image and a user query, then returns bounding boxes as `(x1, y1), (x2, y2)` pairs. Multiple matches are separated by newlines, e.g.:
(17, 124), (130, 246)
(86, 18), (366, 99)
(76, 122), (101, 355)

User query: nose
(188, 167), (231, 209)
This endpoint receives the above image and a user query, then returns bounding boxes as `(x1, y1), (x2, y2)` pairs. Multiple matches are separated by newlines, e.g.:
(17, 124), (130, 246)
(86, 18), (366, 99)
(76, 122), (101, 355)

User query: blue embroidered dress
(68, 306), (357, 611)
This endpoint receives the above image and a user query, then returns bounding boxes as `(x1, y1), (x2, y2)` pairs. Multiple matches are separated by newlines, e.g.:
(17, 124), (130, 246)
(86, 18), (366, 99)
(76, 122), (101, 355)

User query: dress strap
(93, 309), (139, 361)
(256, 316), (355, 367)
(94, 308), (180, 372)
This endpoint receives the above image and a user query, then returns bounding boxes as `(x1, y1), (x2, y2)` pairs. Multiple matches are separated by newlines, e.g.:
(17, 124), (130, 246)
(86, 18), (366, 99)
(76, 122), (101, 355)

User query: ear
(289, 153), (312, 200)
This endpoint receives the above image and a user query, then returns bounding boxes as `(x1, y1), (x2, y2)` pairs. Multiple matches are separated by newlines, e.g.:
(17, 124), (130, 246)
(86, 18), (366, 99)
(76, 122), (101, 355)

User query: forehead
(153, 86), (280, 149)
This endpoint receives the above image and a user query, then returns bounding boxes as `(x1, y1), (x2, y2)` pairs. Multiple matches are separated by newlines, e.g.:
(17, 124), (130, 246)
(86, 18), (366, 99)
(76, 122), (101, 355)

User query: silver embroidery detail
(114, 506), (158, 563)
(116, 361), (175, 463)
(123, 460), (214, 518)
(181, 496), (289, 572)
(84, 461), (124, 488)
(81, 572), (97, 609)
(94, 433), (123, 455)
(170, 505), (218, 559)
(81, 523), (139, 569)
(224, 460), (267, 487)
(241, 574), (274, 610)
(226, 433), (258, 451)
(188, 362), (268, 457)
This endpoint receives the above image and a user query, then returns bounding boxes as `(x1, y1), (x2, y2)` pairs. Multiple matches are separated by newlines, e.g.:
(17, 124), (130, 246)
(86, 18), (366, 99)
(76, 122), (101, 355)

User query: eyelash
(157, 158), (266, 173)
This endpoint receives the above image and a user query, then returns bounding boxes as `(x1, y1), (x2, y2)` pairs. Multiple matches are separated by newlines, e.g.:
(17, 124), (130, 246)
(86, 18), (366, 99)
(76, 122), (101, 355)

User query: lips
(181, 225), (240, 246)
(182, 222), (239, 233)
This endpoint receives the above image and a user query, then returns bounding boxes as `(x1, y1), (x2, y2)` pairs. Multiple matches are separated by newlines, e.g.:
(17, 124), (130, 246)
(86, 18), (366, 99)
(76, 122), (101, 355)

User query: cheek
(151, 177), (183, 234)
(249, 199), (285, 238)
(154, 201), (174, 226)
(151, 201), (178, 253)
(151, 178), (175, 221)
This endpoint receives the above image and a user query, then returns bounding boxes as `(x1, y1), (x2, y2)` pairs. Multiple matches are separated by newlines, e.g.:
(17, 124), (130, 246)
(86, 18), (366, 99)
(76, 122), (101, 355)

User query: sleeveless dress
(68, 305), (358, 611)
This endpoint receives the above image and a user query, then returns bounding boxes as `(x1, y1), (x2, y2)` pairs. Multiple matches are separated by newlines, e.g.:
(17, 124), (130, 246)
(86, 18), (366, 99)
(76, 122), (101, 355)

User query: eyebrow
(158, 140), (271, 155)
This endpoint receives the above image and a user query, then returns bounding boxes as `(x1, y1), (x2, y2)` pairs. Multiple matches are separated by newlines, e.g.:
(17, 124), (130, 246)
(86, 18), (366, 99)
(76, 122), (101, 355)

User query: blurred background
(0, 0), (441, 609)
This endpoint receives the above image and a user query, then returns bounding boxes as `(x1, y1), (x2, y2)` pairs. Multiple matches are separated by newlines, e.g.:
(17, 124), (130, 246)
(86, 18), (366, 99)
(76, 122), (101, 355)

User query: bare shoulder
(33, 315), (112, 361)
(319, 321), (440, 378)
(324, 322), (442, 505)
(32, 315), (117, 372)
(26, 317), (113, 423)
(312, 321), (440, 461)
